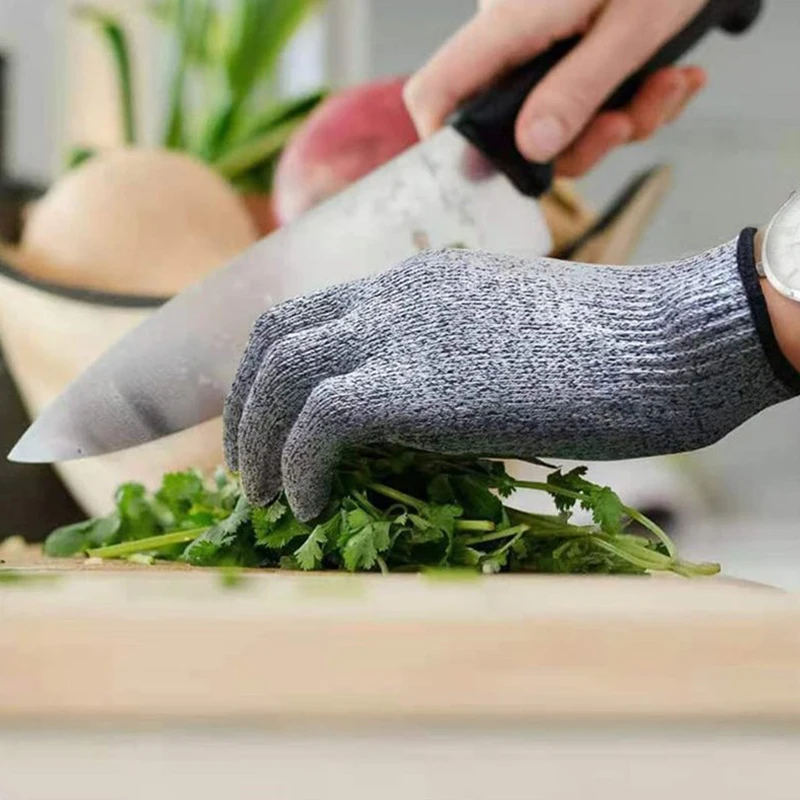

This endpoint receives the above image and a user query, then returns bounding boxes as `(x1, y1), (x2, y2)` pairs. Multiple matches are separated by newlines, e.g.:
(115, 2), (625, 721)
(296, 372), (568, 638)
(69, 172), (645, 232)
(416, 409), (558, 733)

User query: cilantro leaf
(251, 499), (288, 539)
(115, 483), (162, 540)
(546, 467), (589, 514)
(183, 495), (251, 566)
(451, 475), (504, 522)
(43, 514), (120, 557)
(342, 521), (391, 571)
(156, 471), (205, 518)
(407, 513), (444, 544)
(585, 486), (626, 535)
(295, 516), (340, 571)
(423, 504), (462, 536)
(252, 500), (309, 550)
(427, 474), (457, 505)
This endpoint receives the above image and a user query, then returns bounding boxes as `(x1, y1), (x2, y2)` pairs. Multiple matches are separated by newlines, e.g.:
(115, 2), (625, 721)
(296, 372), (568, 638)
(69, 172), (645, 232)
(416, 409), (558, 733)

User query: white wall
(0, 0), (66, 182)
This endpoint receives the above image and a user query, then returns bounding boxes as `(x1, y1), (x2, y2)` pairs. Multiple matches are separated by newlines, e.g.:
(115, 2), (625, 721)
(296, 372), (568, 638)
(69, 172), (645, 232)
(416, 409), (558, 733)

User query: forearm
(757, 228), (800, 373)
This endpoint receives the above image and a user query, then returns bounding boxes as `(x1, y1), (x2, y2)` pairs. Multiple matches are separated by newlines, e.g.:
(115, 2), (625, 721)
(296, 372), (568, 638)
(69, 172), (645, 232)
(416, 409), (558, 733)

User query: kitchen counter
(1, 547), (799, 799)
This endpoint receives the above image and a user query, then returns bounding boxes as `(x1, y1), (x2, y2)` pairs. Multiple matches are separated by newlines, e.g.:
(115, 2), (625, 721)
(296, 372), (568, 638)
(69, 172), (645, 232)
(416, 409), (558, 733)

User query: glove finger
(223, 283), (357, 471)
(281, 362), (413, 521)
(237, 317), (363, 506)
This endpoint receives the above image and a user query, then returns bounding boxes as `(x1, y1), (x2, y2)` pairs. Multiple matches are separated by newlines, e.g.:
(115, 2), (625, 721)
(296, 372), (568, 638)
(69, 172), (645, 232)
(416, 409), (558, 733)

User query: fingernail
(524, 116), (566, 161)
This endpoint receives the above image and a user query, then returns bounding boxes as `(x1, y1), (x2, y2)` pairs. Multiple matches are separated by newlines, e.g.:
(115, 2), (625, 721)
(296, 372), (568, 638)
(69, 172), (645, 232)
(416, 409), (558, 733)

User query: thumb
(515, 1), (697, 162)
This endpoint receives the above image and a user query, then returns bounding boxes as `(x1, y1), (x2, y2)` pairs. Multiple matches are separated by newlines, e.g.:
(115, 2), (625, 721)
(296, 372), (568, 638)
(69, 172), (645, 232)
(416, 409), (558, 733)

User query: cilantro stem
(352, 490), (384, 519)
(454, 520), (495, 532)
(623, 505), (676, 559)
(507, 509), (595, 536)
(465, 524), (529, 547)
(511, 481), (679, 560)
(513, 480), (584, 502)
(367, 482), (494, 531)
(672, 559), (721, 577)
(592, 537), (668, 571)
(367, 483), (424, 510)
(87, 528), (206, 559)
(489, 525), (530, 559)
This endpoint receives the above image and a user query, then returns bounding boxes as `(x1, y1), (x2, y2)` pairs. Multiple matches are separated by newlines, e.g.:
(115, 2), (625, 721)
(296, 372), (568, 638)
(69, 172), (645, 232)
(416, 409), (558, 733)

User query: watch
(757, 189), (800, 302)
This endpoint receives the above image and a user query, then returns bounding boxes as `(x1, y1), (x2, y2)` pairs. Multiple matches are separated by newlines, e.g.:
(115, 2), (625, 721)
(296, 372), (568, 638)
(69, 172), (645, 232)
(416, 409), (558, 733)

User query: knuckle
(554, 86), (603, 136)
(304, 378), (350, 422)
(250, 309), (278, 341)
(260, 333), (305, 379)
(401, 75), (424, 113)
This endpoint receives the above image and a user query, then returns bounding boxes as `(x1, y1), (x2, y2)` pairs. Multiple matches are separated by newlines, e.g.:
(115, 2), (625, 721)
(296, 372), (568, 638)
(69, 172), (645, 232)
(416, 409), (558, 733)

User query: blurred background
(0, 0), (798, 588)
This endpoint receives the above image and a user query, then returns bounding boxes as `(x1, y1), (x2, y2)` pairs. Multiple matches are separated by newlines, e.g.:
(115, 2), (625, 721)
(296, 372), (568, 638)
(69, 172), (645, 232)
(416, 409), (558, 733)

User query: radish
(21, 148), (258, 297)
(272, 77), (419, 225)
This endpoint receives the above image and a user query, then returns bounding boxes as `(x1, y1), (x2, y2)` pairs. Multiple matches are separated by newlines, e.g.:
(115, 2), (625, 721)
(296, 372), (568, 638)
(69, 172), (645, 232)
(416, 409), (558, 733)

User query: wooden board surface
(1, 542), (799, 723)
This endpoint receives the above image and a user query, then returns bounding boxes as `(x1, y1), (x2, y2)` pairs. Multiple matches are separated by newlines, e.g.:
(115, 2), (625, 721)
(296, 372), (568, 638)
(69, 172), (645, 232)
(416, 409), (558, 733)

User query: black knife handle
(451, 0), (763, 198)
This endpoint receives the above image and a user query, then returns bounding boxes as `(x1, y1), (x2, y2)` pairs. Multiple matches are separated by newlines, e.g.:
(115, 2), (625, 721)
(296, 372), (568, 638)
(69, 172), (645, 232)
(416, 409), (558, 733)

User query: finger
(555, 64), (704, 177)
(281, 363), (403, 521)
(626, 67), (689, 141)
(664, 66), (707, 124)
(404, 1), (589, 138)
(515, 1), (700, 162)
(236, 318), (362, 506)
(223, 284), (356, 471)
(555, 111), (634, 178)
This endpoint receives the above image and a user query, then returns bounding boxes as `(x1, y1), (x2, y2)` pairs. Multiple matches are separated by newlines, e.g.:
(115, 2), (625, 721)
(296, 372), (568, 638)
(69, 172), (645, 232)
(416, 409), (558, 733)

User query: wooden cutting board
(1, 543), (799, 723)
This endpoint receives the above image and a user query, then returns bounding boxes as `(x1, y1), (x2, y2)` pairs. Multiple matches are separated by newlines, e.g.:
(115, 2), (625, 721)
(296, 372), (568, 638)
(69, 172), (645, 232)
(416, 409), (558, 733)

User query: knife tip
(7, 426), (53, 464)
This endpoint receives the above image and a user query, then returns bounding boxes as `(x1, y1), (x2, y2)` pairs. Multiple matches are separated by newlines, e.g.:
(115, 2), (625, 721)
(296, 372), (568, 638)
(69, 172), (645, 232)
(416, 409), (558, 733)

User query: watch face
(762, 190), (800, 301)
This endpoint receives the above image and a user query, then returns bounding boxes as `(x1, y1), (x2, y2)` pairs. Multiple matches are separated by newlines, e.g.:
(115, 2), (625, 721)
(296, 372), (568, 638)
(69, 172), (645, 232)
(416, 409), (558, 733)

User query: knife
(9, 0), (762, 463)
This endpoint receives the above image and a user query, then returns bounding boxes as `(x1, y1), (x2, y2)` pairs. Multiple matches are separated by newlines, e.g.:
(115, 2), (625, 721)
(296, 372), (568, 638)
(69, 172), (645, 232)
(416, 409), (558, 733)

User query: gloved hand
(224, 229), (800, 521)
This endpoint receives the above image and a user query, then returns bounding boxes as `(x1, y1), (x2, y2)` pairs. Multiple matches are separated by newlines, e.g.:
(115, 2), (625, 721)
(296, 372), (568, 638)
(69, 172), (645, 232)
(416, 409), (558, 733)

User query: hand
(404, 0), (708, 178)
(224, 232), (797, 521)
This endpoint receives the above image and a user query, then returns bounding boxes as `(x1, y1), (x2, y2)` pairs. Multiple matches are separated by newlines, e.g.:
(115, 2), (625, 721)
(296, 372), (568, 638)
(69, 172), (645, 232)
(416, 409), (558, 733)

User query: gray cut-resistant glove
(224, 228), (800, 521)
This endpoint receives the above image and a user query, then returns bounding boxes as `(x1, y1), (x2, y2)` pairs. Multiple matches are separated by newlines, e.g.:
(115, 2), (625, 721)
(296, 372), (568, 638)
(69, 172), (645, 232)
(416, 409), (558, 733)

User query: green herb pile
(44, 446), (719, 577)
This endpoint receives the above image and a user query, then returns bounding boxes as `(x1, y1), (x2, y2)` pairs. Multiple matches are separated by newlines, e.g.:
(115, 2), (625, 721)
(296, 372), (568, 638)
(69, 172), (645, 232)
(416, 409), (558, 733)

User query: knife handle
(450, 0), (763, 198)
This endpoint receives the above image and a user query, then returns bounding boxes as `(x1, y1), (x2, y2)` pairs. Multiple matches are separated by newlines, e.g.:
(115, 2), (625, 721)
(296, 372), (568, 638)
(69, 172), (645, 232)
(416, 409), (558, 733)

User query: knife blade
(9, 0), (762, 463)
(9, 129), (552, 462)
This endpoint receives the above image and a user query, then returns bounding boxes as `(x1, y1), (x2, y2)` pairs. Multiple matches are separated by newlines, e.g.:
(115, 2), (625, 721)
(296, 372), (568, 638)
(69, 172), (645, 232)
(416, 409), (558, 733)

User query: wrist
(756, 227), (800, 374)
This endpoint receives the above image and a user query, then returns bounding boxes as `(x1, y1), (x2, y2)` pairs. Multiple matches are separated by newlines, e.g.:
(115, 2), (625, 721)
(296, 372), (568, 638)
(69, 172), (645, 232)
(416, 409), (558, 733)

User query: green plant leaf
(342, 521), (391, 572)
(183, 494), (250, 566)
(75, 4), (137, 143)
(295, 515), (340, 571)
(546, 467), (589, 514)
(223, 0), (321, 104)
(585, 486), (626, 535)
(196, 99), (238, 162)
(155, 470), (206, 518)
(114, 483), (162, 540)
(43, 515), (119, 557)
(235, 89), (327, 140)
(161, 0), (190, 148)
(252, 500), (309, 550)
(149, 0), (220, 66)
(212, 116), (303, 179)
(66, 146), (97, 170)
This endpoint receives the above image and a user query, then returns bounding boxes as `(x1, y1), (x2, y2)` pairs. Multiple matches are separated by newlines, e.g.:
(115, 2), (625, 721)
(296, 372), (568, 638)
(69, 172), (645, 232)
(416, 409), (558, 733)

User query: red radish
(273, 77), (419, 225)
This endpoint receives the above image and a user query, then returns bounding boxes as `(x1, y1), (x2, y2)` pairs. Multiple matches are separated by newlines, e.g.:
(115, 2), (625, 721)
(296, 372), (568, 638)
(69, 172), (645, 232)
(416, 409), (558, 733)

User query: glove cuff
(736, 226), (800, 394)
